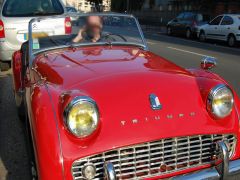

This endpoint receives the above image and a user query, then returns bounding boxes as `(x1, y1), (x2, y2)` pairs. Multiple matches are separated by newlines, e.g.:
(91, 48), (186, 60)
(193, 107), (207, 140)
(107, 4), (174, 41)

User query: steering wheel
(103, 33), (127, 42)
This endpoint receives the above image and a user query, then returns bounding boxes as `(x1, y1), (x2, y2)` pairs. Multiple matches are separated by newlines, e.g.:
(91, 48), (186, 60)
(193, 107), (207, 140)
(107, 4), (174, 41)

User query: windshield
(29, 14), (146, 56)
(2, 0), (64, 17)
(66, 7), (77, 13)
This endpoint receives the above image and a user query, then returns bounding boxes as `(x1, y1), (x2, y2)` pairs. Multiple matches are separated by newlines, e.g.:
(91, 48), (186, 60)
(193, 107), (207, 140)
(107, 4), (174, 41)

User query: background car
(167, 12), (210, 38)
(66, 6), (81, 23)
(0, 0), (70, 71)
(66, 6), (78, 13)
(198, 14), (240, 47)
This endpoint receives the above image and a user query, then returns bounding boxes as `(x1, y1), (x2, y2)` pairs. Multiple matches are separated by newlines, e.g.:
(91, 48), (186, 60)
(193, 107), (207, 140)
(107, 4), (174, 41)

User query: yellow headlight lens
(65, 97), (99, 138)
(208, 85), (234, 118)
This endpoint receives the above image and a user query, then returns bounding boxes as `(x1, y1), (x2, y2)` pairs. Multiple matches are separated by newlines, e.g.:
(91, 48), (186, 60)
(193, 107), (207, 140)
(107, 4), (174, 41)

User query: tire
(0, 61), (10, 71)
(227, 34), (236, 47)
(199, 31), (206, 42)
(25, 115), (38, 180)
(186, 28), (191, 39)
(14, 90), (26, 121)
(167, 26), (172, 36)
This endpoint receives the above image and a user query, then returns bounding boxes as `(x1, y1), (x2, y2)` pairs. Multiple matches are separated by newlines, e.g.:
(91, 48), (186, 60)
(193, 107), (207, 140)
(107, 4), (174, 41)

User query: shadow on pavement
(0, 73), (31, 180)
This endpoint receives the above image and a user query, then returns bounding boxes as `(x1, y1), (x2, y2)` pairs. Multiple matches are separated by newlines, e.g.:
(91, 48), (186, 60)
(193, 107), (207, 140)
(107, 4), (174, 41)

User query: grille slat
(72, 134), (236, 180)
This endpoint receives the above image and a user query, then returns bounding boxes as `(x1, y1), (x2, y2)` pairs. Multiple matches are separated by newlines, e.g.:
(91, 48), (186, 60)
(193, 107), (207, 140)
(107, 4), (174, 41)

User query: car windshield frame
(28, 13), (148, 67)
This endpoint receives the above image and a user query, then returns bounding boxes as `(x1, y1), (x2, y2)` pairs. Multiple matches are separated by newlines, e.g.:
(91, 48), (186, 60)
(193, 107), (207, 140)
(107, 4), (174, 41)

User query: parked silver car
(198, 14), (240, 47)
(0, 0), (69, 71)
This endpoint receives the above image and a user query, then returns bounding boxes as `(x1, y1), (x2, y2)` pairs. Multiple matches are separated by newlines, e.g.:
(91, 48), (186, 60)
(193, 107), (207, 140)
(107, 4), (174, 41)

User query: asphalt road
(0, 34), (239, 180)
(145, 33), (240, 96)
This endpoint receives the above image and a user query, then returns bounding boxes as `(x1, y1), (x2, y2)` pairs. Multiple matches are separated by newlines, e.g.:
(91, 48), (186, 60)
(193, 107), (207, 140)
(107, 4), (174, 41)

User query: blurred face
(86, 16), (102, 35)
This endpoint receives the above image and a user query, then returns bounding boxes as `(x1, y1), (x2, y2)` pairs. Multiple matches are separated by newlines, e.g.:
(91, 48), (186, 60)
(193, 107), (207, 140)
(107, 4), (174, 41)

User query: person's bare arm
(72, 27), (86, 43)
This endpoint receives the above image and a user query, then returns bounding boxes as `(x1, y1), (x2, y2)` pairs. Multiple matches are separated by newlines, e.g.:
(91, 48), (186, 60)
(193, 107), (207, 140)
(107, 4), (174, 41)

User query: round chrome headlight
(207, 84), (234, 119)
(64, 96), (99, 138)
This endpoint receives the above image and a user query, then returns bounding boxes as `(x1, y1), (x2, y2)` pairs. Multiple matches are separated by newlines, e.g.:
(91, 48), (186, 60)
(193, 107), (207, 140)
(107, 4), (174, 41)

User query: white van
(0, 0), (71, 70)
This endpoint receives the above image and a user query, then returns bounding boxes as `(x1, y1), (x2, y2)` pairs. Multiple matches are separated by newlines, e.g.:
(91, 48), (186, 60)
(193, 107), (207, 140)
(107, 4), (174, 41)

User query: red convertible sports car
(12, 13), (240, 179)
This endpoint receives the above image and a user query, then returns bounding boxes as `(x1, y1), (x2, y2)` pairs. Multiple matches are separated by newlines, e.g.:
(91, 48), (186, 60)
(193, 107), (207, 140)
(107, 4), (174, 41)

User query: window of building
(159, 5), (163, 11)
(188, 5), (192, 11)
(209, 16), (223, 25)
(168, 5), (172, 11)
(221, 16), (234, 25)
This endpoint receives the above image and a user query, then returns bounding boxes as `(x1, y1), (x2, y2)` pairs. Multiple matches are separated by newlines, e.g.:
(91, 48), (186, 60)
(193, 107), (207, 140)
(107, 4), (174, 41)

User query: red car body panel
(12, 46), (240, 179)
(12, 50), (22, 92)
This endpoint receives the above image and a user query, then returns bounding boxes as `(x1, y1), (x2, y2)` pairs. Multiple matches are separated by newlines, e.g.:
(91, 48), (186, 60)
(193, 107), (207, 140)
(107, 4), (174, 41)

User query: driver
(73, 16), (103, 43)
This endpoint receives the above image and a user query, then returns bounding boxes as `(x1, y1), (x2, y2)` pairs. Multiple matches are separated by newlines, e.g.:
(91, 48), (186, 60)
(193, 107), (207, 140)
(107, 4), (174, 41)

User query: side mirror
(201, 57), (217, 70)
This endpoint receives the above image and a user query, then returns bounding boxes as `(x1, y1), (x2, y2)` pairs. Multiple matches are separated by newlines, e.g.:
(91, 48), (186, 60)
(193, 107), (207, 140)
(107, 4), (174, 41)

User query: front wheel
(199, 31), (206, 42)
(227, 34), (236, 47)
(24, 111), (38, 180)
(14, 90), (26, 121)
(186, 28), (191, 39)
(167, 26), (172, 36)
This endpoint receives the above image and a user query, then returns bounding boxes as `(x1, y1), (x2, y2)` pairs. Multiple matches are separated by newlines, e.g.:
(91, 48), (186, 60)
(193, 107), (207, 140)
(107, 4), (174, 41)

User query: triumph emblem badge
(149, 94), (162, 110)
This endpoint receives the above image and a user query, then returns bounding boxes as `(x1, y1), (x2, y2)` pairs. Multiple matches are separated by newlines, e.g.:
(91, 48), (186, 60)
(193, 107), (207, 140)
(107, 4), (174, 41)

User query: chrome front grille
(72, 134), (236, 180)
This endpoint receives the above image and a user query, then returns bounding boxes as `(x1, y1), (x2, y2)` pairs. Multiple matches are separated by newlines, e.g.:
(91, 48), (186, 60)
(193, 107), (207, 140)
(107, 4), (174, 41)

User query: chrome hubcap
(186, 30), (191, 38)
(200, 33), (205, 41)
(167, 28), (171, 34)
(229, 37), (234, 46)
(31, 161), (37, 179)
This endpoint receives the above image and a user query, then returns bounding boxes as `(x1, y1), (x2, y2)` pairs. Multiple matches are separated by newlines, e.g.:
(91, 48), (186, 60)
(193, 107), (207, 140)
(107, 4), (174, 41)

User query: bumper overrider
(104, 141), (240, 180)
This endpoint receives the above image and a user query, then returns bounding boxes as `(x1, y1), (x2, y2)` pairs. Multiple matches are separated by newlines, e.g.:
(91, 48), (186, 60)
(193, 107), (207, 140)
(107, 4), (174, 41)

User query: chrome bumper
(103, 141), (240, 180)
(173, 159), (240, 180)
(173, 141), (240, 180)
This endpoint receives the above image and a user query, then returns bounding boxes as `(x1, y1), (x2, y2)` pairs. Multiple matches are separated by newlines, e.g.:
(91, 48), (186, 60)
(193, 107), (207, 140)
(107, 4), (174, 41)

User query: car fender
(27, 84), (64, 180)
(12, 50), (23, 93)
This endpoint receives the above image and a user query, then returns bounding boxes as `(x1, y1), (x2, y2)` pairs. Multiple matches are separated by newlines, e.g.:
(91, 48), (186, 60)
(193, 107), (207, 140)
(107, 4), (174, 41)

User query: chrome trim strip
(172, 168), (220, 180)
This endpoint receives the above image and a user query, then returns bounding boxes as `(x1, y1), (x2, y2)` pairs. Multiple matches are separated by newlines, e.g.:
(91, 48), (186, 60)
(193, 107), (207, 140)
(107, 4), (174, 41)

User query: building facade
(66, 0), (111, 12)
(111, 0), (240, 25)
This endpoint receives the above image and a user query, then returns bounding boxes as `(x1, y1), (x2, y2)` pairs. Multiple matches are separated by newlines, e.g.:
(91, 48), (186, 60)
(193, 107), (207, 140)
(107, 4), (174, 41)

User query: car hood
(35, 46), (191, 88)
(34, 46), (238, 163)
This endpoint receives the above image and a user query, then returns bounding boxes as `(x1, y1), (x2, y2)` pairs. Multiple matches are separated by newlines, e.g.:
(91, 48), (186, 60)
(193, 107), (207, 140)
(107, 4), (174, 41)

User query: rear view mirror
(201, 57), (217, 70)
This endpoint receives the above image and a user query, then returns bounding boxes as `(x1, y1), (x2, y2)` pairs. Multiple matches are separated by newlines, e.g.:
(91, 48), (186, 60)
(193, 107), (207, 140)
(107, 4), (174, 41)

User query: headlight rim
(63, 96), (100, 138)
(207, 84), (234, 119)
